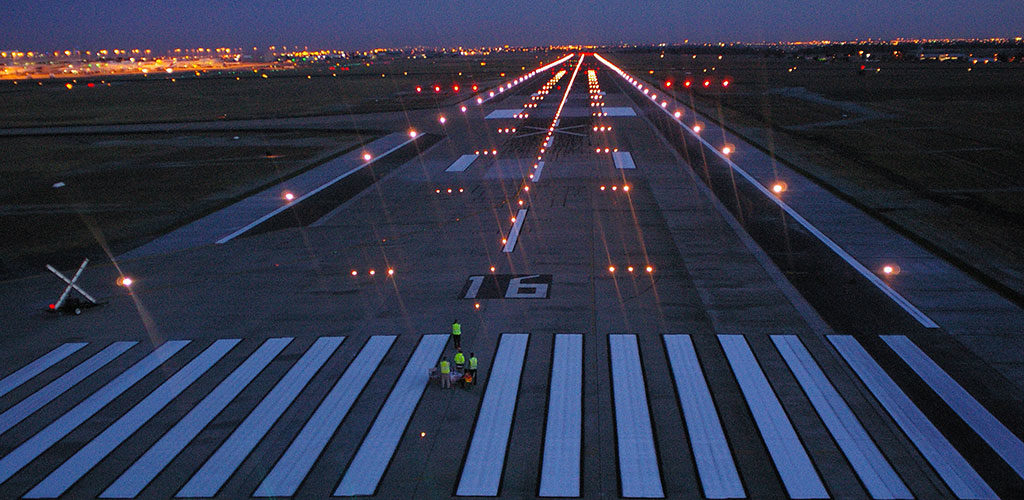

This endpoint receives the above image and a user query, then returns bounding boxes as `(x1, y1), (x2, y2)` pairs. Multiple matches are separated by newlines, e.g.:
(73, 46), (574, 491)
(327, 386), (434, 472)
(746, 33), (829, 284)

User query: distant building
(918, 50), (966, 61)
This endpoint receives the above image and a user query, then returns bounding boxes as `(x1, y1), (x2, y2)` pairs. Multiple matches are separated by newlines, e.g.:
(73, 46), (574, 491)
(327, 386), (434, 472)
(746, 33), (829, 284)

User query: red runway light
(433, 85), (441, 92)
(684, 80), (692, 88)
(664, 80), (672, 87)
(471, 84), (478, 91)
(703, 80), (711, 87)
(453, 85), (459, 92)
(415, 86), (422, 93)
(722, 80), (730, 87)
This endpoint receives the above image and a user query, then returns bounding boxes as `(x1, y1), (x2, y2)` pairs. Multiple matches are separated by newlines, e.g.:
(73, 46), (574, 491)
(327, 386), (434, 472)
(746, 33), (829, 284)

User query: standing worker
(451, 319), (462, 349)
(468, 352), (478, 386)
(439, 358), (451, 389)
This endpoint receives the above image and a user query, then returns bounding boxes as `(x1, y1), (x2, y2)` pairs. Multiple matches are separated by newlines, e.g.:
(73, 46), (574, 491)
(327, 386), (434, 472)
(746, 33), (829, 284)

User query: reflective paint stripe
(101, 338), (292, 499)
(0, 341), (135, 436)
(215, 135), (421, 244)
(177, 336), (344, 498)
(609, 334), (663, 498)
(457, 333), (529, 496)
(539, 334), (582, 497)
(445, 154), (479, 172)
(772, 335), (910, 499)
(663, 335), (744, 499)
(502, 209), (528, 253)
(0, 340), (188, 485)
(335, 334), (448, 496)
(0, 343), (86, 398)
(26, 339), (238, 498)
(532, 161), (545, 182)
(882, 335), (1024, 479)
(592, 53), (938, 329)
(485, 110), (521, 119)
(254, 336), (396, 497)
(612, 151), (636, 169)
(828, 335), (995, 499)
(601, 107), (637, 117)
(718, 335), (827, 499)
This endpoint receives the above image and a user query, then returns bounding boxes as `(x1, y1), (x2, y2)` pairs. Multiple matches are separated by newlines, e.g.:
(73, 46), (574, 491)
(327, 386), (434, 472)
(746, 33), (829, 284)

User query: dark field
(0, 130), (363, 278)
(0, 53), (556, 127)
(613, 52), (1024, 299)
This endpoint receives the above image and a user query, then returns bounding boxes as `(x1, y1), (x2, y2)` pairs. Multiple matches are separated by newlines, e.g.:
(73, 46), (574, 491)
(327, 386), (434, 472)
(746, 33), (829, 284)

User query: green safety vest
(440, 360), (450, 374)
(452, 323), (461, 336)
(468, 357), (478, 370)
(454, 352), (465, 365)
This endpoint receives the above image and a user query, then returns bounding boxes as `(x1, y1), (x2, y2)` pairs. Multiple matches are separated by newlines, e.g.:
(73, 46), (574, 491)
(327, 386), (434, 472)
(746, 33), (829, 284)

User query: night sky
(2, 0), (1022, 50)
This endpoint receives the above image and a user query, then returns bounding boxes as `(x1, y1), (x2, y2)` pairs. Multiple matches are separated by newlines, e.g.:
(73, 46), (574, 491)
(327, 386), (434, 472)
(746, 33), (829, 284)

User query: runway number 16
(462, 274), (552, 299)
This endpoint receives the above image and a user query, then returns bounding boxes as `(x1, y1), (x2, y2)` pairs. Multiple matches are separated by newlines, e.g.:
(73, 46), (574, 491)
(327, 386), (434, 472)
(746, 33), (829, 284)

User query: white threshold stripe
(828, 335), (995, 499)
(502, 208), (528, 253)
(882, 335), (1024, 479)
(335, 334), (448, 496)
(718, 335), (827, 499)
(609, 334), (664, 498)
(457, 333), (529, 496)
(101, 338), (292, 499)
(254, 335), (396, 497)
(772, 335), (911, 499)
(0, 343), (87, 398)
(539, 334), (583, 497)
(177, 336), (344, 498)
(215, 134), (421, 244)
(532, 161), (545, 182)
(26, 339), (239, 498)
(446, 154), (479, 172)
(0, 340), (188, 485)
(663, 335), (744, 499)
(592, 53), (938, 329)
(612, 151), (636, 169)
(0, 341), (136, 436)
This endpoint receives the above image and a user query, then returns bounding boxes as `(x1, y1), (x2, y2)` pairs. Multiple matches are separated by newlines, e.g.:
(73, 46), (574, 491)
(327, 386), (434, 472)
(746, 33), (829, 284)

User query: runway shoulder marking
(663, 335), (744, 499)
(177, 336), (344, 498)
(0, 340), (188, 485)
(612, 151), (636, 169)
(828, 335), (996, 499)
(335, 334), (447, 496)
(0, 342), (87, 398)
(718, 334), (827, 499)
(446, 154), (479, 172)
(457, 333), (529, 496)
(254, 335), (396, 497)
(772, 335), (910, 499)
(26, 339), (239, 498)
(609, 334), (664, 498)
(102, 337), (292, 499)
(539, 334), (583, 497)
(882, 335), (1024, 480)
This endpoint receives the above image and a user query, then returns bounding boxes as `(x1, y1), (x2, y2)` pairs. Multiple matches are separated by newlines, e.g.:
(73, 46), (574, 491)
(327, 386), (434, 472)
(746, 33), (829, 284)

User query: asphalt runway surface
(0, 53), (1022, 499)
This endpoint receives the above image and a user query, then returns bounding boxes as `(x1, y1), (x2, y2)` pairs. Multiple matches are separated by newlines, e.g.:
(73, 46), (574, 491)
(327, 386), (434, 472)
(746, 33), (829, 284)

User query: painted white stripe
(718, 335), (827, 499)
(335, 334), (448, 496)
(592, 53), (938, 329)
(26, 339), (238, 498)
(216, 135), (421, 244)
(0, 340), (188, 485)
(612, 151), (636, 169)
(177, 336), (344, 498)
(772, 335), (910, 499)
(602, 107), (637, 117)
(539, 334), (582, 497)
(254, 336), (396, 497)
(0, 341), (135, 436)
(0, 343), (86, 398)
(663, 335), (744, 499)
(446, 154), (479, 172)
(882, 335), (1024, 479)
(609, 334), (663, 498)
(101, 338), (292, 499)
(457, 333), (529, 496)
(502, 208), (528, 253)
(532, 161), (545, 182)
(828, 335), (995, 499)
(485, 109), (521, 119)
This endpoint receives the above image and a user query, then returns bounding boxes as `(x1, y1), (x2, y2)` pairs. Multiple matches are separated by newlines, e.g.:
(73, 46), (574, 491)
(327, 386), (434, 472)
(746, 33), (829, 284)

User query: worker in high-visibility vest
(467, 352), (478, 386)
(451, 319), (462, 349)
(454, 349), (466, 371)
(439, 358), (451, 388)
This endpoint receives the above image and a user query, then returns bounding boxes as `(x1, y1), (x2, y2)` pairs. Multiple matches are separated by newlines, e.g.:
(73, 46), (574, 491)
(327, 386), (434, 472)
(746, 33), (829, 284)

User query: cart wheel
(73, 307), (82, 315)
